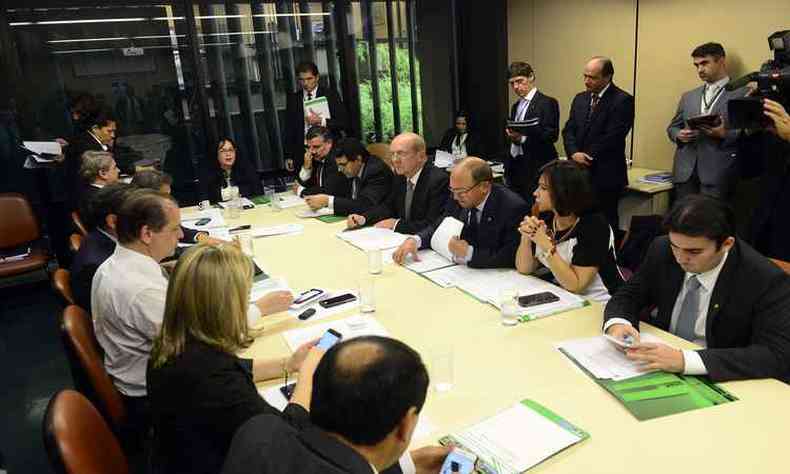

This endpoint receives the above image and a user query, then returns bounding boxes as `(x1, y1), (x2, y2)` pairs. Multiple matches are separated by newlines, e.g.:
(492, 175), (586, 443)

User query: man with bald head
(347, 132), (449, 233)
(393, 157), (528, 268)
(562, 56), (634, 236)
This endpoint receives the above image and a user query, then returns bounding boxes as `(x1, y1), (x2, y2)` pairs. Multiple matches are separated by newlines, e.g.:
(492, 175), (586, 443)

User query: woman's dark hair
(663, 194), (735, 248)
(539, 160), (596, 217)
(216, 136), (238, 153)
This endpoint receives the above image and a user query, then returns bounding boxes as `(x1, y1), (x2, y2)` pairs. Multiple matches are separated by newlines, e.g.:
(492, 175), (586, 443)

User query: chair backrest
(770, 258), (790, 275)
(69, 233), (84, 253)
(60, 305), (127, 430)
(0, 193), (40, 249)
(71, 211), (88, 237)
(43, 389), (129, 474)
(52, 269), (76, 306)
(366, 142), (393, 170)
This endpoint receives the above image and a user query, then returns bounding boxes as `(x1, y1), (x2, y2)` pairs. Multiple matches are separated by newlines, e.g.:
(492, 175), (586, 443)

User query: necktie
(675, 276), (702, 342)
(404, 181), (415, 221)
(306, 91), (313, 101)
(517, 98), (530, 121)
(352, 177), (359, 199)
(315, 161), (323, 187)
(587, 93), (600, 121)
(463, 208), (479, 244)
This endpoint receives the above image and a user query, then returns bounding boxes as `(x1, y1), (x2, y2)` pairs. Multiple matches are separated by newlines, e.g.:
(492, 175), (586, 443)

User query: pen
(229, 225), (251, 233)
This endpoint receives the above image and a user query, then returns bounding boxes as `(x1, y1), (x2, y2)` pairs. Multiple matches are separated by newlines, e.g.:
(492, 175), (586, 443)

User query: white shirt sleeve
(411, 235), (422, 248)
(602, 317), (633, 333)
(327, 196), (334, 211)
(682, 350), (708, 375)
(247, 303), (262, 326)
(299, 167), (312, 182)
(519, 135), (527, 144)
(398, 452), (416, 474)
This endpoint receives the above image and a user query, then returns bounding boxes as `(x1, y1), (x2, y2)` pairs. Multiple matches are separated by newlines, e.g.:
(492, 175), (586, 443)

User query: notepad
(441, 399), (588, 474)
(337, 227), (410, 251)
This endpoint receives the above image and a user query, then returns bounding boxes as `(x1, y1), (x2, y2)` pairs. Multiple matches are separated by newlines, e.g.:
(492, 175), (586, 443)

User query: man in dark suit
(304, 137), (393, 216)
(347, 132), (450, 234)
(604, 195), (790, 382)
(77, 150), (120, 220)
(504, 62), (559, 206)
(296, 126), (352, 200)
(65, 109), (118, 211)
(221, 336), (450, 474)
(562, 56), (634, 235)
(70, 182), (133, 313)
(393, 158), (529, 269)
(284, 61), (349, 173)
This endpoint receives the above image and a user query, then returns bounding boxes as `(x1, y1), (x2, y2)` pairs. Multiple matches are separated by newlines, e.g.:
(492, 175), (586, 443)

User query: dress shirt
(87, 130), (108, 151)
(510, 87), (538, 157)
(700, 76), (729, 115)
(327, 163), (365, 211)
(392, 165), (424, 229)
(604, 250), (730, 375)
(451, 134), (468, 157)
(298, 156), (326, 185)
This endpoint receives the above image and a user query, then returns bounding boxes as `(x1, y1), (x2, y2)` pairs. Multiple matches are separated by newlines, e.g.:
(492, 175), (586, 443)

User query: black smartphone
(194, 217), (211, 226)
(319, 293), (356, 308)
(279, 382), (296, 399)
(518, 291), (560, 308)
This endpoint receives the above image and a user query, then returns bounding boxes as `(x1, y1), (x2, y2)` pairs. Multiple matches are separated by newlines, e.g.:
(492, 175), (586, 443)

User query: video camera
(727, 30), (790, 129)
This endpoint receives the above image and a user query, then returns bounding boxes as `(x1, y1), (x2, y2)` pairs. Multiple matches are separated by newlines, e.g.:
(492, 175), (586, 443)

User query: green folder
(317, 214), (346, 223)
(559, 348), (737, 420)
(250, 195), (270, 205)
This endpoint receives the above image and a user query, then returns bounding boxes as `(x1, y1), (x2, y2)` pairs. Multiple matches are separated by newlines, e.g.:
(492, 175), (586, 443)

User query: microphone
(725, 72), (759, 91)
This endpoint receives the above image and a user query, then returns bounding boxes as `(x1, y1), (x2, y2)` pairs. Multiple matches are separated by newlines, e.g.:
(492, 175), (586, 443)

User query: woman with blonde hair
(147, 243), (322, 474)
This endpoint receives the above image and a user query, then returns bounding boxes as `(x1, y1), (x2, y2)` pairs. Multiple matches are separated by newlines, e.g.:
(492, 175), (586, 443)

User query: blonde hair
(151, 243), (257, 368)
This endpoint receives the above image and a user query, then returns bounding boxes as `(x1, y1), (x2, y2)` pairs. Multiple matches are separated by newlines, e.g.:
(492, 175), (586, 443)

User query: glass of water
(265, 186), (281, 212)
(359, 277), (376, 313)
(431, 348), (454, 393)
(500, 288), (520, 326)
(367, 248), (382, 274)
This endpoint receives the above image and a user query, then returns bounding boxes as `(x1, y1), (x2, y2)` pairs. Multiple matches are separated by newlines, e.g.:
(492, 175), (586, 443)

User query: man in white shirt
(667, 42), (747, 199)
(604, 194), (790, 382)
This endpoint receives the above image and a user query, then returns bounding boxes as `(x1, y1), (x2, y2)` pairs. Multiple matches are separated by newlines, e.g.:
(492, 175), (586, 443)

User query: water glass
(359, 277), (376, 313)
(236, 232), (254, 257)
(367, 249), (383, 274)
(265, 186), (281, 212)
(500, 288), (520, 326)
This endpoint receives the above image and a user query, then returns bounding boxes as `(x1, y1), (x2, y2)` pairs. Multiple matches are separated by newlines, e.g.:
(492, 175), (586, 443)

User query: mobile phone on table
(291, 288), (325, 309)
(440, 448), (477, 474)
(316, 328), (343, 351)
(318, 293), (356, 309)
(194, 217), (211, 226)
(517, 291), (560, 308)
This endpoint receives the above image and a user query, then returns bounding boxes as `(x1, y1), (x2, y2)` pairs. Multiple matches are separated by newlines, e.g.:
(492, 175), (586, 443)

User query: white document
(259, 382), (290, 412)
(218, 197), (255, 209)
(286, 289), (359, 321)
(337, 227), (409, 252)
(434, 149), (456, 169)
(251, 224), (304, 238)
(451, 402), (583, 473)
(278, 193), (306, 209)
(282, 314), (389, 352)
(557, 333), (664, 381)
(296, 207), (333, 218)
(181, 208), (226, 230)
(304, 96), (331, 121)
(23, 141), (62, 156)
(403, 249), (456, 274)
(430, 217), (464, 261)
(249, 277), (292, 303)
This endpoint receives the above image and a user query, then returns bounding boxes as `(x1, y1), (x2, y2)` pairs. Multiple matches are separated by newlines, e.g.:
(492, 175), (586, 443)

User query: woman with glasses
(147, 244), (322, 474)
(516, 160), (624, 302)
(199, 137), (264, 203)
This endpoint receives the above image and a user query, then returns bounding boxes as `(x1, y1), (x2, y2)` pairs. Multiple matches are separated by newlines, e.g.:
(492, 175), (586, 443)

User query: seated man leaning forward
(393, 157), (528, 269)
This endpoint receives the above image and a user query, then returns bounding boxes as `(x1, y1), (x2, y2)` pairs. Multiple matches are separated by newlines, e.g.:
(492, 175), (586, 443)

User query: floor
(0, 278), (72, 474)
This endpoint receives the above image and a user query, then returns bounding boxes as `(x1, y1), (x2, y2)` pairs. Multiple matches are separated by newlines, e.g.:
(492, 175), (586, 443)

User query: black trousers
(595, 187), (624, 234)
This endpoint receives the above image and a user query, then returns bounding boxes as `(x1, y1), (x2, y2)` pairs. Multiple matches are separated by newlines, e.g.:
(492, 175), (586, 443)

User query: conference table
(186, 198), (790, 474)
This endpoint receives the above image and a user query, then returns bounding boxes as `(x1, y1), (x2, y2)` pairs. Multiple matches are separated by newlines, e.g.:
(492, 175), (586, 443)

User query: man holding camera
(667, 42), (748, 200)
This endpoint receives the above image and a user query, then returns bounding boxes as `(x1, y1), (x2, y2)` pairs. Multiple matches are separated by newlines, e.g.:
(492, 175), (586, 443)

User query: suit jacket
(562, 84), (635, 191)
(332, 156), (394, 216)
(199, 156), (264, 203)
(222, 409), (403, 474)
(505, 91), (560, 190)
(297, 148), (352, 199)
(147, 339), (294, 474)
(65, 132), (104, 210)
(77, 183), (101, 224)
(69, 229), (116, 314)
(284, 86), (349, 170)
(604, 236), (790, 383)
(438, 128), (483, 157)
(416, 184), (528, 269)
(363, 163), (450, 234)
(667, 84), (747, 189)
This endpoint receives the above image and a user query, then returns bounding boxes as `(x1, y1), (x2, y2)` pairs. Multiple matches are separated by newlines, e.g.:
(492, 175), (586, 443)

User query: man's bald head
(452, 156), (493, 183)
(584, 56), (614, 93)
(391, 132), (426, 153)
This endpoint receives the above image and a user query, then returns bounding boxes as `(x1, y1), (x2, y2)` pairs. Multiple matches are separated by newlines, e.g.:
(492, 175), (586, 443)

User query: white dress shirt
(700, 76), (729, 115)
(510, 87), (538, 158)
(604, 250), (730, 375)
(326, 162), (365, 212)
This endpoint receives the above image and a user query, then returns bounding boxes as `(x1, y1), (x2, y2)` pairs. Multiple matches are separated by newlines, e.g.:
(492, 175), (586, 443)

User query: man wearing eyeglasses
(392, 157), (528, 268)
(304, 137), (393, 216)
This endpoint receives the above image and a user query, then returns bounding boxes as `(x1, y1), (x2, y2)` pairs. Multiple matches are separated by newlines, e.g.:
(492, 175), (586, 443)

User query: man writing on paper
(667, 42), (747, 199)
(304, 137), (393, 216)
(284, 61), (349, 173)
(604, 195), (790, 382)
(504, 62), (560, 207)
(296, 126), (352, 199)
(392, 157), (528, 269)
(346, 132), (450, 233)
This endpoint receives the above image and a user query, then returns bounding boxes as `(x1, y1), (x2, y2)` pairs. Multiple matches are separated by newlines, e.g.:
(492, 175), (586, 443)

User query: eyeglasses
(448, 179), (489, 196)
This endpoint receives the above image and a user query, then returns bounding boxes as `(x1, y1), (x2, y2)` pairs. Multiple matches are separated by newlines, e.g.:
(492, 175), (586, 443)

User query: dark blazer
(199, 156), (263, 203)
(65, 132), (104, 210)
(332, 156), (394, 216)
(438, 128), (483, 158)
(363, 163), (450, 234)
(69, 229), (116, 314)
(284, 86), (349, 170)
(562, 84), (635, 191)
(416, 184), (528, 269)
(505, 91), (560, 193)
(222, 409), (404, 474)
(297, 148), (352, 199)
(604, 236), (790, 383)
(147, 339), (298, 474)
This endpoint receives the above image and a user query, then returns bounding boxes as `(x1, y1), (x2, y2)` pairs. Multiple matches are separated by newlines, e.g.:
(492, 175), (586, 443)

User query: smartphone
(440, 449), (477, 474)
(517, 291), (560, 308)
(291, 289), (325, 309)
(279, 382), (296, 400)
(318, 293), (356, 309)
(605, 333), (635, 348)
(316, 328), (343, 350)
(194, 217), (211, 226)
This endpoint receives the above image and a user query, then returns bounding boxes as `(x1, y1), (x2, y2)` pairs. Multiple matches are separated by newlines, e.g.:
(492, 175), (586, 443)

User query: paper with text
(430, 217), (464, 261)
(557, 333), (665, 381)
(337, 227), (410, 252)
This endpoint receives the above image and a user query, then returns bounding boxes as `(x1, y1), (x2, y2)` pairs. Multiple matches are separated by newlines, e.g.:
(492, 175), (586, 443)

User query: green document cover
(317, 214), (345, 223)
(250, 195), (270, 205)
(559, 348), (738, 421)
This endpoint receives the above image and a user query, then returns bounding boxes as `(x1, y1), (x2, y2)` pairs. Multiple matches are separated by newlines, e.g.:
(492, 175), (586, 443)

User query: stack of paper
(281, 314), (389, 351)
(429, 217), (464, 261)
(251, 224), (304, 238)
(278, 193), (306, 209)
(556, 333), (664, 381)
(402, 249), (456, 274)
(336, 227), (409, 252)
(434, 149), (456, 169)
(296, 207), (333, 218)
